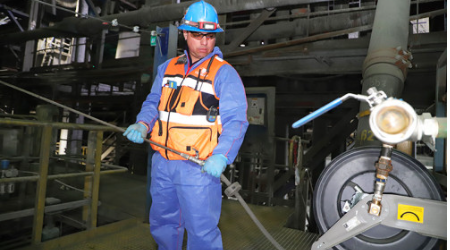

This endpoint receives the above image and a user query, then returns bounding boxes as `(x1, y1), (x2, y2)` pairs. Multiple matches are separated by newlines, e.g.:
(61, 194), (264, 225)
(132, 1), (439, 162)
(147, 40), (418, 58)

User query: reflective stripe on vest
(150, 55), (228, 160)
(159, 111), (222, 126)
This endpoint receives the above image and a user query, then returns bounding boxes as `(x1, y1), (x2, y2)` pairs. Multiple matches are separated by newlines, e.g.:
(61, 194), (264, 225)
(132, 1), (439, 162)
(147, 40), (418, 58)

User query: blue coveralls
(136, 47), (249, 250)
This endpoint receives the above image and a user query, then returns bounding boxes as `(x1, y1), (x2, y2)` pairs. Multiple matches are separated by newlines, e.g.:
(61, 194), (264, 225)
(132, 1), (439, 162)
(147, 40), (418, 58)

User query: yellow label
(360, 129), (374, 142)
(397, 204), (424, 223)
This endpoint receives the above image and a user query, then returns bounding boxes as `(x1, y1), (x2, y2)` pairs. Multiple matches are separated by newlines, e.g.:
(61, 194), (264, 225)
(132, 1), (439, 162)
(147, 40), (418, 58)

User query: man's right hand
(123, 123), (148, 143)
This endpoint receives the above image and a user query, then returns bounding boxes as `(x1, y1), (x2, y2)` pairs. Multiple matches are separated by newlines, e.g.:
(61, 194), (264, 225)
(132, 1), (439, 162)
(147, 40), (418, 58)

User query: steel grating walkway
(57, 199), (318, 250)
(17, 173), (318, 250)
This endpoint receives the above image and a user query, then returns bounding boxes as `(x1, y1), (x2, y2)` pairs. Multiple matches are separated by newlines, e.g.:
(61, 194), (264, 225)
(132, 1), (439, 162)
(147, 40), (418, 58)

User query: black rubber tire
(313, 146), (444, 250)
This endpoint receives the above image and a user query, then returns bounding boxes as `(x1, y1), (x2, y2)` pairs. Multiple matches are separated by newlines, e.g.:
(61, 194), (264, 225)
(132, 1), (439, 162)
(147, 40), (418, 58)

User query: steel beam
(225, 25), (373, 58)
(0, 200), (90, 222)
(83, 131), (102, 229)
(0, 4), (29, 18)
(22, 0), (40, 72)
(5, 9), (24, 32)
(227, 31), (445, 76)
(32, 125), (52, 244)
(223, 8), (276, 53)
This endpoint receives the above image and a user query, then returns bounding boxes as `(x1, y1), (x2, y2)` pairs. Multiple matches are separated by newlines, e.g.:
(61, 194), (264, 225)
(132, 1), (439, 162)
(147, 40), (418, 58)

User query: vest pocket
(149, 119), (166, 151)
(175, 86), (200, 115)
(167, 126), (213, 160)
(158, 86), (174, 111)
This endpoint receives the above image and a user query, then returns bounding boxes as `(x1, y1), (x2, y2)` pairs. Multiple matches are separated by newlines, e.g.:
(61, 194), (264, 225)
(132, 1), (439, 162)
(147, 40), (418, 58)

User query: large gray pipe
(0, 0), (329, 43)
(225, 10), (375, 43)
(355, 0), (412, 147)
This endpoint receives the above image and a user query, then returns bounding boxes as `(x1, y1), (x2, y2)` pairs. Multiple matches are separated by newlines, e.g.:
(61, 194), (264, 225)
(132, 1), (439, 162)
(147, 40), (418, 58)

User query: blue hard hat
(178, 1), (223, 33)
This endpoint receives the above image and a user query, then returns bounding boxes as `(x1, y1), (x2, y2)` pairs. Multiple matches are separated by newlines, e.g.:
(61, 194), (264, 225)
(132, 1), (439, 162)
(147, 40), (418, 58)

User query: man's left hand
(203, 154), (228, 178)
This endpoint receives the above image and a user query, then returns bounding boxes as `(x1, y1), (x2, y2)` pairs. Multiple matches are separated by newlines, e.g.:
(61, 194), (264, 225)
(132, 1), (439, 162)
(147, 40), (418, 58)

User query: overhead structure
(0, 0), (446, 249)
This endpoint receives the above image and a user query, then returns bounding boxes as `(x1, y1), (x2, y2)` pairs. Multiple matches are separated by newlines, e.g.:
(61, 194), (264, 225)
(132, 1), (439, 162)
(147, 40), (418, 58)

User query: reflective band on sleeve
(159, 111), (221, 125)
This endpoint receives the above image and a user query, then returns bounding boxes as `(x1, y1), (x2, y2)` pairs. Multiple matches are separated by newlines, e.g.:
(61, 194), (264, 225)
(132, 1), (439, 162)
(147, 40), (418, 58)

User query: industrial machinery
(292, 88), (446, 250)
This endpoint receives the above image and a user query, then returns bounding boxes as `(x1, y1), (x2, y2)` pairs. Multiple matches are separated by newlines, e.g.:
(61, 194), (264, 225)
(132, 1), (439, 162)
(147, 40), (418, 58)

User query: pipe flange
(362, 47), (412, 82)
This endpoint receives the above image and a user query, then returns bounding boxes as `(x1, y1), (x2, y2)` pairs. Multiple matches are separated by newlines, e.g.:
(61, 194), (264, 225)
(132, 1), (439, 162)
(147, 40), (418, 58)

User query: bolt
(371, 206), (379, 215)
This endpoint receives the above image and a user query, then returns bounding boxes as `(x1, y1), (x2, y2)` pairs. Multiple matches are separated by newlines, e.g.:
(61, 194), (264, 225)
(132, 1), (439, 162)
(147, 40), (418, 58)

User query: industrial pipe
(225, 9), (445, 44)
(225, 10), (375, 44)
(0, 0), (330, 43)
(355, 0), (412, 147)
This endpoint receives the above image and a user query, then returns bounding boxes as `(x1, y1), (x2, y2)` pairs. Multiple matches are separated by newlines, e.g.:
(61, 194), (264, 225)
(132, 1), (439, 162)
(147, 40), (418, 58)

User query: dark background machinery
(0, 0), (446, 249)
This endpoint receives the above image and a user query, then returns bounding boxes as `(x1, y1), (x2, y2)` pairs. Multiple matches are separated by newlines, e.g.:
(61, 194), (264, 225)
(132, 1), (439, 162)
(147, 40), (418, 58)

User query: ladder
(39, 37), (73, 67)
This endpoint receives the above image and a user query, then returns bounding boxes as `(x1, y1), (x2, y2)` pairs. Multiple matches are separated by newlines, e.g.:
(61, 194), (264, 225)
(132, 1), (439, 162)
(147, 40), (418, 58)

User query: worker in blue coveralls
(123, 1), (249, 249)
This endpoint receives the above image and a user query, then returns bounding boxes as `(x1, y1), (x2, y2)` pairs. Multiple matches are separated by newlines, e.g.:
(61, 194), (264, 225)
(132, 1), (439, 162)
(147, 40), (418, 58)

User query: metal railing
(0, 118), (128, 245)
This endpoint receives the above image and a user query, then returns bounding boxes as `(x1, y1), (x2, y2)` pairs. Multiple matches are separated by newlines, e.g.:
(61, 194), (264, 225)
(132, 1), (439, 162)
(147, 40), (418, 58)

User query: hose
(220, 175), (285, 250)
(0, 79), (285, 250)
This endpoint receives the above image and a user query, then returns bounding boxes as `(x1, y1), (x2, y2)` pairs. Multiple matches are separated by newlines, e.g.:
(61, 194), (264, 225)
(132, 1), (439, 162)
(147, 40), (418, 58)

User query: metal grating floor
(16, 173), (318, 250)
(60, 198), (318, 250)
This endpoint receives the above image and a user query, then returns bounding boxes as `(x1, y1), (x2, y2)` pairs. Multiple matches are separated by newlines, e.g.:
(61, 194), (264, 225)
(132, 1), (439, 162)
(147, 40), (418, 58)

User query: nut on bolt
(369, 202), (382, 216)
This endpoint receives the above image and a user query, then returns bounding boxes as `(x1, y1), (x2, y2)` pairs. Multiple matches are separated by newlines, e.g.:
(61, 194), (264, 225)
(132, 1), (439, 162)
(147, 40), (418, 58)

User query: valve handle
(292, 98), (343, 128)
(291, 88), (387, 129)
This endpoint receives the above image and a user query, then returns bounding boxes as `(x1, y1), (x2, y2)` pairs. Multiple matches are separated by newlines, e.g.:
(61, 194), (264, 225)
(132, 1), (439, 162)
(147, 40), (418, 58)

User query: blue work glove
(203, 154), (228, 178)
(123, 123), (148, 143)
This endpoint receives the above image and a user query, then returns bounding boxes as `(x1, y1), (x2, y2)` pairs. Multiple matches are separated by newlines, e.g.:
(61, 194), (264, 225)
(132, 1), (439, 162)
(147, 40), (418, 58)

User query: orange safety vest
(150, 55), (229, 160)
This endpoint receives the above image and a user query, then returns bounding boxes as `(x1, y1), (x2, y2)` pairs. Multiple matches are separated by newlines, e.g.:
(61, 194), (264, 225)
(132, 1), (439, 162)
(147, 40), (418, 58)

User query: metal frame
(223, 8), (276, 53)
(0, 118), (127, 245)
(311, 194), (447, 249)
(230, 87), (277, 205)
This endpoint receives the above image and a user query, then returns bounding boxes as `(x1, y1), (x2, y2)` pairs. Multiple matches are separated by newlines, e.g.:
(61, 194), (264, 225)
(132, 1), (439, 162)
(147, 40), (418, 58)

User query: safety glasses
(189, 32), (216, 41)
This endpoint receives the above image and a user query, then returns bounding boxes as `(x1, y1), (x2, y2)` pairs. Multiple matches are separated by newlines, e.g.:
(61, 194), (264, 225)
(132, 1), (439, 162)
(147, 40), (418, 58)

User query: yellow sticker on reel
(397, 204), (424, 223)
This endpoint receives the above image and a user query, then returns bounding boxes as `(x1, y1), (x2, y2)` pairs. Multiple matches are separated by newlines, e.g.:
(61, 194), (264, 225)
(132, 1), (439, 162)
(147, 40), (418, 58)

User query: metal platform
(17, 173), (318, 250)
